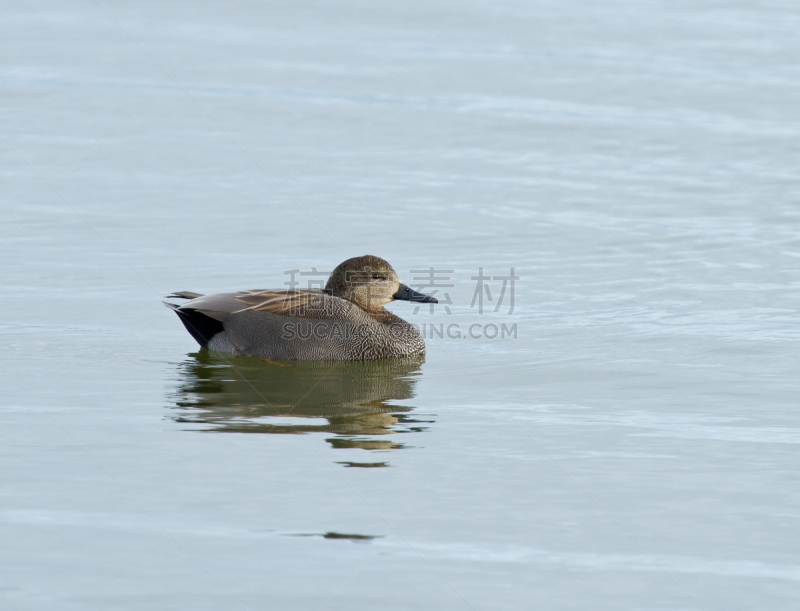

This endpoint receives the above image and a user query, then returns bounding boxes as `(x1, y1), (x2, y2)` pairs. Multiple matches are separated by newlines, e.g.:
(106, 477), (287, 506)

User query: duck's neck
(363, 306), (395, 323)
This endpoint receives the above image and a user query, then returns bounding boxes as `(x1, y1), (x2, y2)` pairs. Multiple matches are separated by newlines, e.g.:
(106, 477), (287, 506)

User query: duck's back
(169, 290), (424, 360)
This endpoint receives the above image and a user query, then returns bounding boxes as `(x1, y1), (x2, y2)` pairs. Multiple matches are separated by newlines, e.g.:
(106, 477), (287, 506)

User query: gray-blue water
(2, 1), (800, 609)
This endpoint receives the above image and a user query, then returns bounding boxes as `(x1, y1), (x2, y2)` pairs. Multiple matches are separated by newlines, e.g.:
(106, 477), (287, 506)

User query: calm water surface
(2, 1), (800, 609)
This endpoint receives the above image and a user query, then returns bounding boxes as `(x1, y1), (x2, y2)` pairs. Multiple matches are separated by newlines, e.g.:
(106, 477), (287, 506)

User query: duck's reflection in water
(172, 352), (429, 461)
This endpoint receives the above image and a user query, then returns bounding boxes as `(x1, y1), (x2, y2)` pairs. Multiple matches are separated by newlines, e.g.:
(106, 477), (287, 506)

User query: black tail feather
(165, 291), (204, 300)
(164, 303), (224, 348)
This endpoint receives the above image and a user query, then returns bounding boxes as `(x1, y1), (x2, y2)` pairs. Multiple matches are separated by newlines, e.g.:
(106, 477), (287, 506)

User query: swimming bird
(165, 255), (437, 360)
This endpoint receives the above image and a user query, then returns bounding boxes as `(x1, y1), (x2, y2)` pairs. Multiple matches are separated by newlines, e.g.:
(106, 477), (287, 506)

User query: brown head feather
(324, 255), (401, 311)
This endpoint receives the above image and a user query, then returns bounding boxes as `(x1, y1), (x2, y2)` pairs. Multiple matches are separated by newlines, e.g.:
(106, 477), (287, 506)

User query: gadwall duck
(165, 255), (437, 360)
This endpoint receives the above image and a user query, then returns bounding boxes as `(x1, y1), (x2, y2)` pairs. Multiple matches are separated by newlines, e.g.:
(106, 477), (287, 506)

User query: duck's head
(325, 255), (438, 311)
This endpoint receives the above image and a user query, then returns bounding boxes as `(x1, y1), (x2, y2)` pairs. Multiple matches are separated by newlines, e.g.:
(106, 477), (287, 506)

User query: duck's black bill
(393, 283), (438, 303)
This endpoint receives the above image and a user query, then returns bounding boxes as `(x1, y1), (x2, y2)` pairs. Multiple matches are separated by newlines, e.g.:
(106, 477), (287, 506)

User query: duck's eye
(372, 274), (381, 280)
